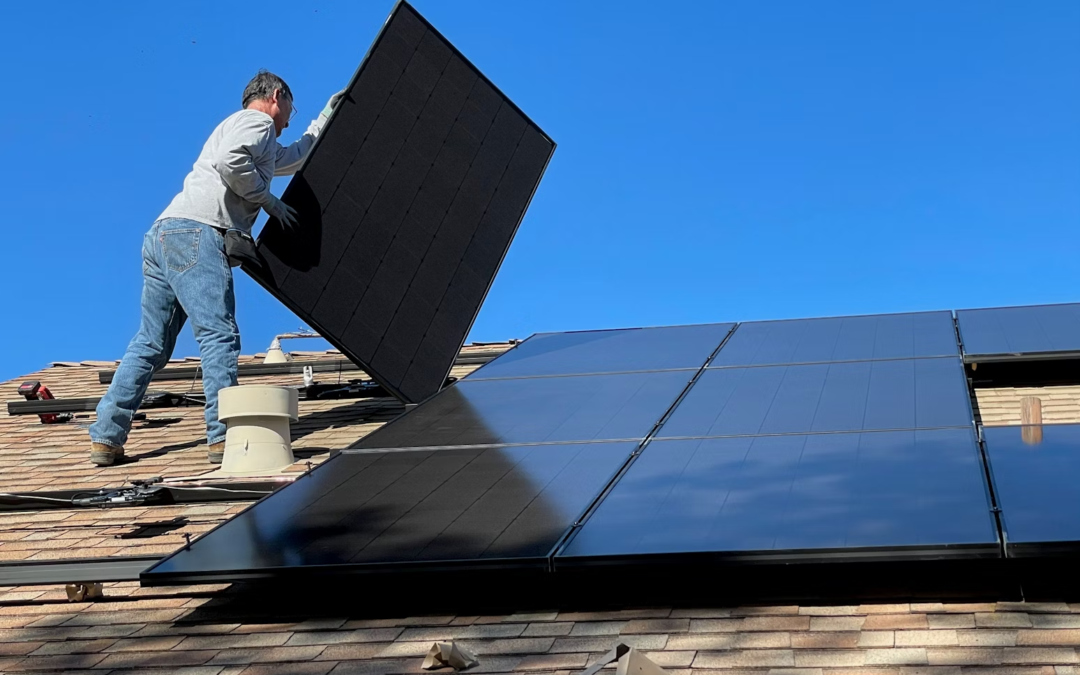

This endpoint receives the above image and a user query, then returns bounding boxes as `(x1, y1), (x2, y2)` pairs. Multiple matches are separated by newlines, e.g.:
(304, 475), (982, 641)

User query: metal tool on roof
(16, 381), (72, 424)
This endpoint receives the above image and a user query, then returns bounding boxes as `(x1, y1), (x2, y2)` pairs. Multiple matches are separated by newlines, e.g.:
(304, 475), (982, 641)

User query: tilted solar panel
(248, 1), (555, 403)
(957, 303), (1080, 363)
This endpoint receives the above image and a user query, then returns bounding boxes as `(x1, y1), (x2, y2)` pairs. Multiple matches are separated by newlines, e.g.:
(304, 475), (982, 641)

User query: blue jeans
(90, 218), (241, 448)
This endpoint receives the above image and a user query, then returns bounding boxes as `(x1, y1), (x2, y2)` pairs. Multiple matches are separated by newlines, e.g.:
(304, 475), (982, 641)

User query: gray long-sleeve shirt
(158, 109), (325, 233)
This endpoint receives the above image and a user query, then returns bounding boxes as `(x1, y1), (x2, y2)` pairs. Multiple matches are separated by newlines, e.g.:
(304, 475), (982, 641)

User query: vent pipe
(217, 385), (299, 476)
(263, 337), (291, 364)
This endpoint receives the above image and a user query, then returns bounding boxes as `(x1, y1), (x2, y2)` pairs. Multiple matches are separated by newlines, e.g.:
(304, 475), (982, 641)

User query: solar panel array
(144, 311), (1018, 583)
(559, 312), (998, 566)
(249, 1), (555, 404)
(145, 323), (734, 581)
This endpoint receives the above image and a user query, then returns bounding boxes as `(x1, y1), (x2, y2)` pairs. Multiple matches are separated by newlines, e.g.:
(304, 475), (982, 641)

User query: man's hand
(322, 90), (347, 118)
(264, 195), (298, 227)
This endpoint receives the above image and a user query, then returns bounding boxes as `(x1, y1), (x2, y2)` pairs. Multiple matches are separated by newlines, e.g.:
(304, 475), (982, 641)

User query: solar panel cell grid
(250, 2), (554, 403)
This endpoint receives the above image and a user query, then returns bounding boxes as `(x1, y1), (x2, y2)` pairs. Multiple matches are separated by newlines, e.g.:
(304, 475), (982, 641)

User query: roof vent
(263, 337), (291, 364)
(216, 385), (299, 476)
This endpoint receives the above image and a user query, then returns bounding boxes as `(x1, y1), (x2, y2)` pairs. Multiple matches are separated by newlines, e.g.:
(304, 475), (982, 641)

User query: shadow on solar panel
(245, 1), (555, 405)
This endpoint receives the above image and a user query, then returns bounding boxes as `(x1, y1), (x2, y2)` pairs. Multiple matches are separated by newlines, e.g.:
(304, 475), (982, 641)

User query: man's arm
(272, 117), (326, 176)
(273, 90), (347, 176)
(211, 114), (277, 206)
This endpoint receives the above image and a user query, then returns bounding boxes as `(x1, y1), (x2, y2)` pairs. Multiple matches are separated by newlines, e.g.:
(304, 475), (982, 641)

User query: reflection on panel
(983, 424), (1080, 554)
(467, 323), (734, 380)
(658, 358), (972, 438)
(357, 370), (694, 449)
(958, 304), (1080, 361)
(559, 430), (996, 561)
(711, 312), (958, 368)
(250, 2), (555, 403)
(144, 442), (635, 581)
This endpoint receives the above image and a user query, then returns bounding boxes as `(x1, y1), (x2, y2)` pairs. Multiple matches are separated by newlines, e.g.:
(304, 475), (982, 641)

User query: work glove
(321, 89), (347, 118)
(264, 194), (298, 228)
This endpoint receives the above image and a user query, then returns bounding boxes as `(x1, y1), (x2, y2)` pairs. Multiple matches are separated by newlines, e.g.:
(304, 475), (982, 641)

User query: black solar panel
(558, 429), (998, 564)
(249, 1), (555, 403)
(355, 370), (695, 449)
(466, 323), (735, 380)
(657, 358), (973, 438)
(711, 312), (958, 368)
(144, 442), (636, 582)
(983, 424), (1080, 556)
(957, 304), (1080, 363)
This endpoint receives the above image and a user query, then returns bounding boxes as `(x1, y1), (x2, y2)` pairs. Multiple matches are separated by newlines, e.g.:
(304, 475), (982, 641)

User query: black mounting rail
(95, 352), (504, 385)
(6, 379), (403, 416)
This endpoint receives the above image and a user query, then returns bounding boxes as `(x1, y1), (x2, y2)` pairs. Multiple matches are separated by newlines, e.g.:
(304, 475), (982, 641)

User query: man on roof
(88, 71), (344, 467)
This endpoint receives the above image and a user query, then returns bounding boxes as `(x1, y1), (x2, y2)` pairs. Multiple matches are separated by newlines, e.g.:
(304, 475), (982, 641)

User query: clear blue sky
(1, 1), (1077, 383)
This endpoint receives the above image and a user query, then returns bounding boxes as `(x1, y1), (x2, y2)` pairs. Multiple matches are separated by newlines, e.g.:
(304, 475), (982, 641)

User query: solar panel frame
(245, 0), (555, 404)
(957, 303), (1080, 364)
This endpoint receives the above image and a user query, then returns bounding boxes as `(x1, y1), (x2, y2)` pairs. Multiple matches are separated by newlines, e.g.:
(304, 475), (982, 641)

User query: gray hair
(242, 70), (293, 108)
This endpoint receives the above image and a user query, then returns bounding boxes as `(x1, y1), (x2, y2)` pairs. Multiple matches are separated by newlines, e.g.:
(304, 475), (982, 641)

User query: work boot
(89, 442), (124, 467)
(207, 442), (225, 465)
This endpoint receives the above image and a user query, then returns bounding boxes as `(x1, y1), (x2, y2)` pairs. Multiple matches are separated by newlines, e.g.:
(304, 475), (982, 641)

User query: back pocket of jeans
(161, 229), (200, 273)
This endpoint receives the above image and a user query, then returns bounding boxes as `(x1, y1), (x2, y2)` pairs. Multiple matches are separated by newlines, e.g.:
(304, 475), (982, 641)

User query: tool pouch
(223, 229), (261, 269)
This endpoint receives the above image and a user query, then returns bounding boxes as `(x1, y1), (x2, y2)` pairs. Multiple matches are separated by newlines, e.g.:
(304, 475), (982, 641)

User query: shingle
(792, 633), (860, 649)
(811, 617), (867, 632)
(926, 647), (1005, 665)
(1003, 649), (1080, 665)
(958, 630), (1019, 647)
(693, 649), (796, 668)
(895, 631), (959, 647)
(864, 648), (929, 665)
(550, 635), (667, 653)
(1019, 631), (1080, 646)
(863, 615), (929, 630)
(621, 619), (690, 634)
(521, 622), (573, 637)
(794, 650), (868, 667)
(514, 652), (589, 670)
(977, 614), (1035, 629)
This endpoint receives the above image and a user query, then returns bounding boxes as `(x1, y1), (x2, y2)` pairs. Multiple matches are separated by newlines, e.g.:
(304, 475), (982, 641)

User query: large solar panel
(466, 323), (735, 380)
(249, 1), (555, 403)
(558, 429), (998, 564)
(354, 370), (695, 449)
(144, 441), (636, 582)
(657, 358), (973, 438)
(957, 303), (1080, 363)
(983, 424), (1080, 556)
(711, 312), (958, 368)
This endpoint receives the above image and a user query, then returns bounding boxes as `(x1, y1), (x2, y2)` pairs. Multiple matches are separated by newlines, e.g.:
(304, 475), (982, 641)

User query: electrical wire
(0, 492), (75, 504)
(164, 486), (273, 494)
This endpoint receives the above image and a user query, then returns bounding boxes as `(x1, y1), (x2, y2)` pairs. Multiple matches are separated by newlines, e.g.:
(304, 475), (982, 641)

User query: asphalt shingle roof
(2, 341), (1080, 674)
